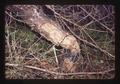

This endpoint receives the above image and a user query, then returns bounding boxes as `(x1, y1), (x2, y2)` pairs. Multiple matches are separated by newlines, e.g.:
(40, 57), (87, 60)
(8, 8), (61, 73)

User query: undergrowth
(5, 5), (115, 79)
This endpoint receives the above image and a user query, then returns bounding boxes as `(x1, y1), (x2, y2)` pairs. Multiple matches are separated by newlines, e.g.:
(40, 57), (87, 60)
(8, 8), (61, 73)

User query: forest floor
(5, 5), (115, 79)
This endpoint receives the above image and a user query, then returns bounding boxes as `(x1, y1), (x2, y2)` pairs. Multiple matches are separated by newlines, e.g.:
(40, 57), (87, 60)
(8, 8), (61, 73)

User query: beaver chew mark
(39, 22), (80, 72)
(12, 5), (80, 73)
(60, 35), (80, 54)
(40, 22), (68, 45)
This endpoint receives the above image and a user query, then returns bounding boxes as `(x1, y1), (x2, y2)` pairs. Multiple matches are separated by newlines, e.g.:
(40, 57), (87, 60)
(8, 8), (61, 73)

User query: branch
(6, 63), (114, 76)
(53, 45), (59, 65)
(5, 11), (26, 24)
(80, 6), (114, 35)
(45, 5), (115, 58)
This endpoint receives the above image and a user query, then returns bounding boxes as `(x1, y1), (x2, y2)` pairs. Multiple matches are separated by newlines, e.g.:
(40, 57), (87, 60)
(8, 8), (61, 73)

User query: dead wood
(9, 5), (80, 72)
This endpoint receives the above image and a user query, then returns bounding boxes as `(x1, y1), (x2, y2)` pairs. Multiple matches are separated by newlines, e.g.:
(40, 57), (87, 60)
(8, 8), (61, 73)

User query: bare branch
(80, 7), (114, 35)
(6, 63), (114, 75)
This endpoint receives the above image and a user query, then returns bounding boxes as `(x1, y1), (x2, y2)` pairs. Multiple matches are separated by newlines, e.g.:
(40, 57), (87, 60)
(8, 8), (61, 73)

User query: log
(9, 5), (80, 72)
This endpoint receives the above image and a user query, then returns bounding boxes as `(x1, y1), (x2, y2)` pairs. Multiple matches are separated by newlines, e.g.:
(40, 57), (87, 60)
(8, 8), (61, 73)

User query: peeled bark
(9, 5), (80, 72)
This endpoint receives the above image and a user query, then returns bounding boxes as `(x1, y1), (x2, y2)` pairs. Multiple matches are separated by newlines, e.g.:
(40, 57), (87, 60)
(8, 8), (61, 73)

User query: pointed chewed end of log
(60, 35), (80, 54)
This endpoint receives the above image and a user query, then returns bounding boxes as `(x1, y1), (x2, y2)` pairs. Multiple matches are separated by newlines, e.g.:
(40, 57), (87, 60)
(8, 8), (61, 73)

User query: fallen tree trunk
(7, 5), (80, 72)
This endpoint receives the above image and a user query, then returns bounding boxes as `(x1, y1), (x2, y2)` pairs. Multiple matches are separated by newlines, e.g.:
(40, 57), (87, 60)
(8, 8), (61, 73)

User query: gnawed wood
(8, 5), (80, 72)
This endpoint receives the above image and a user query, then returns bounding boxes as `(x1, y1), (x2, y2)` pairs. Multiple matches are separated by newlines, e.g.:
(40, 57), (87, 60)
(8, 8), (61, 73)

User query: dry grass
(5, 5), (115, 79)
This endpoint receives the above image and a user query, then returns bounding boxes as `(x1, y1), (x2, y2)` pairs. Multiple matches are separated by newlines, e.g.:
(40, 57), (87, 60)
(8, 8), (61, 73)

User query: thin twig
(82, 29), (98, 45)
(5, 11), (26, 24)
(53, 45), (59, 65)
(80, 7), (114, 35)
(85, 28), (108, 33)
(5, 25), (13, 60)
(80, 28), (93, 70)
(6, 63), (115, 75)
